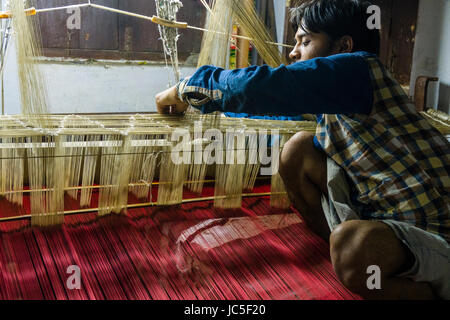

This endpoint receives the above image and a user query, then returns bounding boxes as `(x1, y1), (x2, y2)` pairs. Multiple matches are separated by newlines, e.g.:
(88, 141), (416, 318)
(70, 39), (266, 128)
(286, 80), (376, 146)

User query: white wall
(1, 0), (197, 115)
(2, 38), (196, 115)
(410, 0), (450, 113)
(2, 1), (290, 115)
(274, 0), (287, 52)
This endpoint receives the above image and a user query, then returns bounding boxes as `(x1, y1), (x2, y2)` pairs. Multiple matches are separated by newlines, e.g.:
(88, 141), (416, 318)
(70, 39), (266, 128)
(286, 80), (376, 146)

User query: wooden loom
(0, 1), (449, 226)
(0, 112), (317, 225)
(0, 0), (299, 226)
(0, 1), (449, 301)
(0, 110), (448, 226)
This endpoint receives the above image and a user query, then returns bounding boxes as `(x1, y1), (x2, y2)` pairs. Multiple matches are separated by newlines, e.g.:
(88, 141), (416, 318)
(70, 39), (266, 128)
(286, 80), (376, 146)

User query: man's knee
(279, 131), (314, 179)
(329, 221), (396, 292)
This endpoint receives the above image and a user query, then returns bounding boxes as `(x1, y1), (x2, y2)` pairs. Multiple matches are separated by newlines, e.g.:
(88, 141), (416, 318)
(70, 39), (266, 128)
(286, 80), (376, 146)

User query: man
(155, 0), (449, 300)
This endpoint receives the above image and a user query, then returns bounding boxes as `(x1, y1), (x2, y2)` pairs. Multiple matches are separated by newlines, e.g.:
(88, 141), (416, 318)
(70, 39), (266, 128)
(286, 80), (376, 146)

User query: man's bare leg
(330, 220), (436, 299)
(279, 132), (435, 299)
(279, 131), (330, 241)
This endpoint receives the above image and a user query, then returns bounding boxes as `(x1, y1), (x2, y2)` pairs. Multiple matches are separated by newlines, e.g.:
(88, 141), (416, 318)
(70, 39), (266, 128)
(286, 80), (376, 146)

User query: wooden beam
(236, 0), (253, 68)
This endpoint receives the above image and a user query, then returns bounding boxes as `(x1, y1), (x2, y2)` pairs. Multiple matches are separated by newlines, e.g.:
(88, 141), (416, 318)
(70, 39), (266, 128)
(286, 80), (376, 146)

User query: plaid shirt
(180, 53), (450, 243)
(315, 57), (450, 243)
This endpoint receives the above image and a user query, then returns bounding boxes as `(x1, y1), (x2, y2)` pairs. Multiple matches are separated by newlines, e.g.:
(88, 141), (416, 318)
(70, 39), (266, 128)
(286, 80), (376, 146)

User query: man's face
(289, 26), (337, 63)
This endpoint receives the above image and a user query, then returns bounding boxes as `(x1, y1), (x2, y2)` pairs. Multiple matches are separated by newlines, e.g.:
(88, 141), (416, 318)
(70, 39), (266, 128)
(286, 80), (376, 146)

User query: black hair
(290, 0), (380, 55)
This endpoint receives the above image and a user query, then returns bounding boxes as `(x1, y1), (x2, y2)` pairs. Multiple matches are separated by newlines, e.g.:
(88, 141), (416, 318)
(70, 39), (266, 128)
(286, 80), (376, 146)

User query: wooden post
(282, 0), (294, 60)
(414, 76), (439, 112)
(236, 0), (253, 68)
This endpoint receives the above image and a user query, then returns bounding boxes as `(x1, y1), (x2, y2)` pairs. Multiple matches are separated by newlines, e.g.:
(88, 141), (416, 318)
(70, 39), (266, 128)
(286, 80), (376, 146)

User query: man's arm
(156, 52), (374, 116)
(155, 84), (189, 115)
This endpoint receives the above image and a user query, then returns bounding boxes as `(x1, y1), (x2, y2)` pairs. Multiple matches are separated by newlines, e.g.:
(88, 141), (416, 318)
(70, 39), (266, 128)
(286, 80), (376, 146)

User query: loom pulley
(0, 6), (35, 19)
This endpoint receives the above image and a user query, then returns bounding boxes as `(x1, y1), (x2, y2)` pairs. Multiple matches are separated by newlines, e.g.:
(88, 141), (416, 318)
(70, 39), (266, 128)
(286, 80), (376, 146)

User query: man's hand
(155, 86), (189, 115)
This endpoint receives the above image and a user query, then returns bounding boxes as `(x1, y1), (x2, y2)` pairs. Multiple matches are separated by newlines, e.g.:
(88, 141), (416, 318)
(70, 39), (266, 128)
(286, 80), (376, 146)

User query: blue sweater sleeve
(223, 112), (308, 121)
(179, 52), (374, 117)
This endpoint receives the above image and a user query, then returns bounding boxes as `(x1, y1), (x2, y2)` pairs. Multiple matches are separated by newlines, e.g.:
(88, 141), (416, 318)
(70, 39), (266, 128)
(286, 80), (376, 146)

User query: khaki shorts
(321, 158), (450, 299)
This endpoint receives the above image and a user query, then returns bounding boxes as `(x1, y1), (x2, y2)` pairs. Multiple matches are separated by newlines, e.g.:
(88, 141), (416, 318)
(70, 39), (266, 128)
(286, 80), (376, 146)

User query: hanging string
(154, 0), (183, 85)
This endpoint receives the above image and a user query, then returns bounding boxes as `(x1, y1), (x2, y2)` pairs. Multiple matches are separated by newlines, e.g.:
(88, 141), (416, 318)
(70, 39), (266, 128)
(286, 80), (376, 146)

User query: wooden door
(36, 0), (206, 61)
(371, 0), (419, 85)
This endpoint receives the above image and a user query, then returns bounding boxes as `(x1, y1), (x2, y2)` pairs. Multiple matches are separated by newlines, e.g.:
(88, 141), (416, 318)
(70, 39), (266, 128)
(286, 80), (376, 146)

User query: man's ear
(337, 36), (354, 53)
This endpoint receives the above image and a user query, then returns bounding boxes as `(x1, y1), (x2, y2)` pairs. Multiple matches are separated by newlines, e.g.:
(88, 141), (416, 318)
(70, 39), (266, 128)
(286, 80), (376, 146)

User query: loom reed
(0, 112), (317, 226)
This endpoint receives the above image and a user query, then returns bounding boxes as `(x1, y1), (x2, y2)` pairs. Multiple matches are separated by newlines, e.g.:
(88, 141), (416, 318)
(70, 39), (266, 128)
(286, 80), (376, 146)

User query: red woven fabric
(0, 184), (361, 300)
